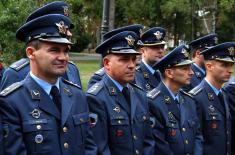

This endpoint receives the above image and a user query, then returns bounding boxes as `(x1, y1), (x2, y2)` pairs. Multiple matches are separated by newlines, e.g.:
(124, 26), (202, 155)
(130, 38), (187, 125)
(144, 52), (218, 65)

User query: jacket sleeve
(0, 98), (27, 155)
(149, 99), (174, 155)
(86, 94), (111, 155)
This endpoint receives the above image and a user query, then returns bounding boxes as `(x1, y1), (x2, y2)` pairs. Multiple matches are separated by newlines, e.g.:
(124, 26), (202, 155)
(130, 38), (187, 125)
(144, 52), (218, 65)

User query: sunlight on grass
(76, 60), (100, 91)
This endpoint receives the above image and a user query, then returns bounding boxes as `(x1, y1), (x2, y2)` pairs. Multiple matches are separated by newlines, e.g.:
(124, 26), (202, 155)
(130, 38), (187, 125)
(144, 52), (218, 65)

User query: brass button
(133, 135), (138, 140)
(80, 118), (84, 122)
(36, 125), (42, 130)
(64, 142), (69, 149)
(135, 149), (139, 155)
(143, 116), (147, 120)
(185, 140), (189, 144)
(212, 116), (216, 119)
(182, 128), (186, 132)
(63, 127), (68, 133)
(118, 120), (122, 124)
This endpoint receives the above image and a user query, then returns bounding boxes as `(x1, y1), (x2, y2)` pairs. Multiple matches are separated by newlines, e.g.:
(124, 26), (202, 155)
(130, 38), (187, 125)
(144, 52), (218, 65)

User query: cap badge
(214, 37), (218, 44)
(228, 47), (235, 56)
(56, 21), (67, 35)
(125, 35), (135, 46)
(154, 31), (163, 40)
(62, 6), (69, 16)
(181, 48), (189, 58)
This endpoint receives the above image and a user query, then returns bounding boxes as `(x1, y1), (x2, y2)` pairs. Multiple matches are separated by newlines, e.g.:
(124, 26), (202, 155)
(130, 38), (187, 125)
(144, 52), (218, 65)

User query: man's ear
(165, 68), (174, 79)
(103, 56), (111, 71)
(26, 46), (36, 60)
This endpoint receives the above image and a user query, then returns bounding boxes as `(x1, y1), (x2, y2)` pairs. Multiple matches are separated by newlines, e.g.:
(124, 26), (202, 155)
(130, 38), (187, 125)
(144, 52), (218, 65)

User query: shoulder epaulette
(68, 61), (76, 66)
(10, 58), (29, 71)
(189, 87), (202, 96)
(180, 89), (193, 98)
(147, 88), (161, 99)
(62, 79), (81, 89)
(94, 68), (105, 76)
(0, 82), (23, 96)
(129, 82), (144, 92)
(87, 82), (103, 95)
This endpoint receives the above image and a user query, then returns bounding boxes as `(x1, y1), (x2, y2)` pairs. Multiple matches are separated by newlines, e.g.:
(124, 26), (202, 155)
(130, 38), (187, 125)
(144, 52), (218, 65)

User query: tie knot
(50, 86), (60, 98)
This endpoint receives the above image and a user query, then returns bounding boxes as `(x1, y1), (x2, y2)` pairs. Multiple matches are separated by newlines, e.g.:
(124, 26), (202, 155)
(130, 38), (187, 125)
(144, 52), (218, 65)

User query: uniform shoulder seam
(189, 87), (202, 96)
(87, 82), (103, 95)
(147, 88), (161, 99)
(62, 79), (81, 89)
(9, 59), (29, 71)
(0, 82), (23, 96)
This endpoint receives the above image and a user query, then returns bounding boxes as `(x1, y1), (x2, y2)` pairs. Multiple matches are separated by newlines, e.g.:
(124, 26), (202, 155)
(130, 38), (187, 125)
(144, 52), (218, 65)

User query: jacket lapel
(24, 75), (61, 120)
(179, 94), (186, 126)
(159, 82), (180, 121)
(203, 81), (225, 115)
(60, 81), (73, 126)
(129, 84), (137, 121)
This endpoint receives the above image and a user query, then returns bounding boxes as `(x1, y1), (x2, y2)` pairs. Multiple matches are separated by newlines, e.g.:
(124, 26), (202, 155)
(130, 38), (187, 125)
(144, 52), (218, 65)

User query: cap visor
(174, 60), (194, 66)
(111, 49), (140, 55)
(215, 58), (235, 63)
(142, 41), (166, 46)
(39, 37), (74, 45)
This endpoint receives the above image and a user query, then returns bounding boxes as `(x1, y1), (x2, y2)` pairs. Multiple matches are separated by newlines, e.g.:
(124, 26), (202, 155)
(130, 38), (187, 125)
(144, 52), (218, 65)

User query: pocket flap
(73, 112), (90, 125)
(110, 117), (129, 125)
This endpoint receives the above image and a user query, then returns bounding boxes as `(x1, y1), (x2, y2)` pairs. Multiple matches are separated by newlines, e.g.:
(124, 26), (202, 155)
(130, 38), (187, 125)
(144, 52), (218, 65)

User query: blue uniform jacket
(182, 64), (205, 92)
(189, 79), (231, 155)
(87, 67), (105, 89)
(86, 75), (155, 155)
(147, 82), (203, 155)
(0, 75), (97, 155)
(222, 77), (235, 155)
(0, 115), (3, 155)
(0, 58), (82, 90)
(135, 62), (161, 92)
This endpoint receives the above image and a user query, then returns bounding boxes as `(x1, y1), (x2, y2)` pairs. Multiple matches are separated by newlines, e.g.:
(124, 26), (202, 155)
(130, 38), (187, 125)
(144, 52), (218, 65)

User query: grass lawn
(76, 60), (100, 91)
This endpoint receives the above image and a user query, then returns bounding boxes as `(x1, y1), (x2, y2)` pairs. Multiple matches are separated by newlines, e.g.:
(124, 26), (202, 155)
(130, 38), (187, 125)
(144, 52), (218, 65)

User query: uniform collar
(193, 63), (205, 75)
(205, 78), (221, 95)
(107, 74), (126, 92)
(142, 59), (155, 75)
(30, 71), (60, 96)
(162, 81), (178, 100)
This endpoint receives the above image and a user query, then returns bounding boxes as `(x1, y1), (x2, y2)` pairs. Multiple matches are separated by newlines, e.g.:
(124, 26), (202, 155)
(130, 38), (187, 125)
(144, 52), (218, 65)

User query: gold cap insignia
(62, 6), (69, 16)
(56, 21), (68, 35)
(154, 31), (163, 40)
(228, 47), (235, 56)
(125, 35), (135, 46)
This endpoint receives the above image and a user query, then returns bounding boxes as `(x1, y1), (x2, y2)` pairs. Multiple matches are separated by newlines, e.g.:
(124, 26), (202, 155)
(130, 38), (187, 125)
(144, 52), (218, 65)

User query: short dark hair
(26, 39), (42, 50)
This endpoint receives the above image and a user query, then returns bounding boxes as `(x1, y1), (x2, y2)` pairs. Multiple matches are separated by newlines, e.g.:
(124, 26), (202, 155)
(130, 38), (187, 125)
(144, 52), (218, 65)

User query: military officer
(189, 42), (235, 155)
(0, 14), (97, 155)
(147, 45), (203, 155)
(86, 31), (155, 155)
(87, 24), (144, 89)
(135, 27), (166, 92)
(0, 1), (82, 91)
(182, 33), (218, 92)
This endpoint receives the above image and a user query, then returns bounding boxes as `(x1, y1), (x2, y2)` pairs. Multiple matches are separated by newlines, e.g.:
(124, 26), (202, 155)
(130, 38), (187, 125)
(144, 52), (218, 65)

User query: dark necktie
(218, 91), (225, 110)
(154, 71), (161, 81)
(50, 86), (62, 113)
(174, 98), (181, 118)
(122, 87), (131, 104)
